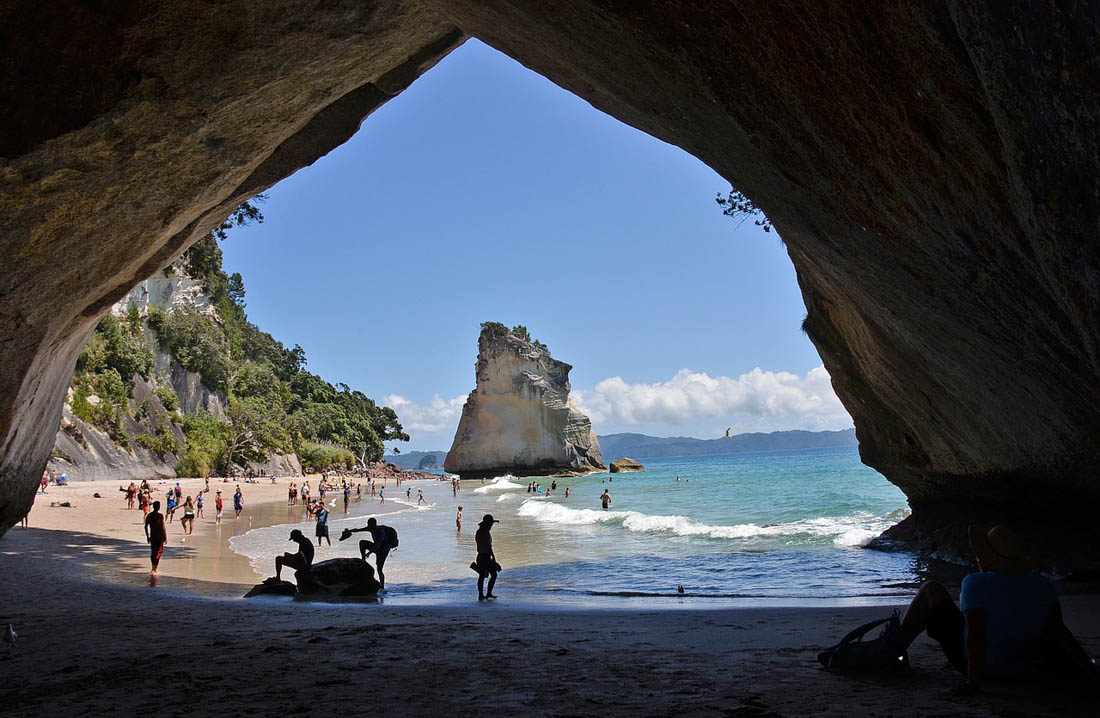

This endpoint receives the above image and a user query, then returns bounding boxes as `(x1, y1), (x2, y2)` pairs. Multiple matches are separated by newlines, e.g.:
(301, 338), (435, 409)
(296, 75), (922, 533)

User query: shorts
(151, 541), (165, 562)
(282, 553), (308, 571)
(475, 553), (499, 575)
(316, 524), (329, 538)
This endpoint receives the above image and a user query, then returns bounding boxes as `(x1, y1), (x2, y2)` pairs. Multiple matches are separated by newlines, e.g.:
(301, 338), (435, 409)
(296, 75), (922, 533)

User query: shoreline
(1, 524), (1097, 717)
(5, 474), (1099, 716)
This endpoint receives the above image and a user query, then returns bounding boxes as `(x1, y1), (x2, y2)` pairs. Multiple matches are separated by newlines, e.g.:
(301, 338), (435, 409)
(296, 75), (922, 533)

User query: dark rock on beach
(295, 558), (381, 598)
(245, 559), (381, 600)
(244, 580), (298, 599)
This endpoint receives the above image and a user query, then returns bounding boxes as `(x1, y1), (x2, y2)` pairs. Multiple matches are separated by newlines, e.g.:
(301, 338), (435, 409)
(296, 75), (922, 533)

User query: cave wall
(0, 0), (465, 530)
(2, 1), (1098, 565)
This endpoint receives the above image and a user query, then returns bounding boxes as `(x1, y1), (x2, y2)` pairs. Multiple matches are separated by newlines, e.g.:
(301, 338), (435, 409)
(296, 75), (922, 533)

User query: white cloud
(572, 366), (852, 431)
(387, 366), (851, 449)
(383, 393), (468, 434)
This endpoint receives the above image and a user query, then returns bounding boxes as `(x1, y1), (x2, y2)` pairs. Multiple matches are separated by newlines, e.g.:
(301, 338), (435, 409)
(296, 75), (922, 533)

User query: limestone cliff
(445, 326), (604, 479)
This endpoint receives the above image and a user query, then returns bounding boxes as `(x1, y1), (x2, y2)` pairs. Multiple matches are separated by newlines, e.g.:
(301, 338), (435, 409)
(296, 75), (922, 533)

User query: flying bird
(725, 427), (731, 438)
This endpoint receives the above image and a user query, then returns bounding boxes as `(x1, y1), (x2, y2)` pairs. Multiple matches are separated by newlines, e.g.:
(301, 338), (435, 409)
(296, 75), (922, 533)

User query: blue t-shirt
(960, 571), (1057, 676)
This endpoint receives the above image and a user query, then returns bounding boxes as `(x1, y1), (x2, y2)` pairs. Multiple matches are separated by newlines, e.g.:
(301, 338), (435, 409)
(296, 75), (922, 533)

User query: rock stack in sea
(609, 458), (645, 473)
(445, 324), (605, 479)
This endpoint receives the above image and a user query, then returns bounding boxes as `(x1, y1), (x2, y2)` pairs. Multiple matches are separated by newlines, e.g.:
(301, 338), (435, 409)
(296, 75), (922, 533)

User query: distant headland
(387, 428), (857, 468)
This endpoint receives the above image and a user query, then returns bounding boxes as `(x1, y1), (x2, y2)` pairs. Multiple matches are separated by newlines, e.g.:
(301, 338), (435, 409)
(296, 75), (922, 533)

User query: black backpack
(818, 610), (910, 675)
(381, 525), (399, 549)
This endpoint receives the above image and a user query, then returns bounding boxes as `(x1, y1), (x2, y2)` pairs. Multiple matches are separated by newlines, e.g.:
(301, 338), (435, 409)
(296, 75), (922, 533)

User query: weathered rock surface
(243, 579), (298, 599)
(446, 327), (605, 479)
(1, 3), (1099, 568)
(243, 558), (381, 599)
(296, 558), (381, 598)
(49, 390), (179, 484)
(609, 458), (645, 474)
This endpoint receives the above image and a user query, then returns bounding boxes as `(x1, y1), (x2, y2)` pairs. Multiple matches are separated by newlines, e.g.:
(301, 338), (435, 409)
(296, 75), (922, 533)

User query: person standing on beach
(196, 490), (205, 518)
(474, 514), (500, 601)
(314, 502), (331, 546)
(417, 488), (426, 506)
(234, 485), (244, 518)
(379, 486), (385, 504)
(343, 485), (351, 514)
(215, 490), (224, 524)
(456, 506), (463, 532)
(144, 501), (167, 575)
(600, 489), (612, 509)
(180, 496), (196, 535)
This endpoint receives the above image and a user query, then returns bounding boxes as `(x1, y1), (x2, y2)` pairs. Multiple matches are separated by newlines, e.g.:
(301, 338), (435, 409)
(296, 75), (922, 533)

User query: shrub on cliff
(135, 426), (180, 460)
(154, 385), (179, 412)
(76, 313), (154, 389)
(153, 309), (233, 393)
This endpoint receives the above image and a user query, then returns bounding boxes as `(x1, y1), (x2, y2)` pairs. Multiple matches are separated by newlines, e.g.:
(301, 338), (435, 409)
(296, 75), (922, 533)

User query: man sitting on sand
(893, 524), (1095, 694)
(273, 529), (315, 583)
(143, 501), (167, 575)
(340, 517), (396, 590)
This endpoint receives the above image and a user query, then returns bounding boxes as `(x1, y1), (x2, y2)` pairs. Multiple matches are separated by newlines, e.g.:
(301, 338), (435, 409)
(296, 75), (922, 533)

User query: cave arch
(1, 1), (1097, 567)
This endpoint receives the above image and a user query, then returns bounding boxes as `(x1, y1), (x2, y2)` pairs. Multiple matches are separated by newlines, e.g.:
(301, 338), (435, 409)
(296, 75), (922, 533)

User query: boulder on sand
(295, 558), (381, 598)
(609, 458), (645, 473)
(244, 579), (298, 598)
(243, 558), (381, 599)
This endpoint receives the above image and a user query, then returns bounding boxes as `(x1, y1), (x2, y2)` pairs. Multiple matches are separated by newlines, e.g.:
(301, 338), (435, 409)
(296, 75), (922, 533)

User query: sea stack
(445, 324), (605, 479)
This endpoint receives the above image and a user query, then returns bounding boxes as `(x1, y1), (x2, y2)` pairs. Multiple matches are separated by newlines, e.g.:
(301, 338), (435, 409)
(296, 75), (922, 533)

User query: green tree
(716, 188), (773, 232)
(417, 454), (438, 469)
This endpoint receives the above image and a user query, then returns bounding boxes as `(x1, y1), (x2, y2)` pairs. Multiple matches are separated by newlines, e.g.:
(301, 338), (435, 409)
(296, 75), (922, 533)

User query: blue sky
(223, 40), (851, 451)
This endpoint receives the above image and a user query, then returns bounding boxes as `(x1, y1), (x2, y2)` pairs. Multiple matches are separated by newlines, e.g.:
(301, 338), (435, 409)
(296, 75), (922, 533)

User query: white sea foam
(472, 476), (524, 494)
(516, 500), (908, 546)
(495, 493), (518, 503)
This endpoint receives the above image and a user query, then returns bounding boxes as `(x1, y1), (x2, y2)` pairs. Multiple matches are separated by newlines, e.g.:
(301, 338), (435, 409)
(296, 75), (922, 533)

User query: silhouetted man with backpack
(340, 517), (398, 590)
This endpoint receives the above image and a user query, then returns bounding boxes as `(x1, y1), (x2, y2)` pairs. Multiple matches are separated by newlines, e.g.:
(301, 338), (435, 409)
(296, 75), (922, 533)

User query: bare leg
(486, 570), (498, 598)
(899, 580), (965, 671)
(376, 553), (387, 589)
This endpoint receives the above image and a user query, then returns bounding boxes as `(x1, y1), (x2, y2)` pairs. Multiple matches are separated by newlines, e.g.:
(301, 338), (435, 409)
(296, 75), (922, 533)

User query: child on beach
(456, 506), (463, 532)
(196, 491), (204, 518)
(234, 486), (243, 518)
(180, 496), (195, 535)
(314, 502), (331, 546)
(215, 490), (224, 524)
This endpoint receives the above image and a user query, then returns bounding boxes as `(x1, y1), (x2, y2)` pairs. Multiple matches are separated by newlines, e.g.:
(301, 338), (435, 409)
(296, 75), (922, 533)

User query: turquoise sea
(231, 446), (930, 605)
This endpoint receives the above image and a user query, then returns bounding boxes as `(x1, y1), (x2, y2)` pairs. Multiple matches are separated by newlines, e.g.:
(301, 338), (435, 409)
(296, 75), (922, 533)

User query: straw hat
(479, 514), (499, 526)
(968, 525), (1031, 575)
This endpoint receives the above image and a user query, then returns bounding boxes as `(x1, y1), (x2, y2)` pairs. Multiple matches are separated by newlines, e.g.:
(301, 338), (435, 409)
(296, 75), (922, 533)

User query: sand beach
(1, 475), (1097, 717)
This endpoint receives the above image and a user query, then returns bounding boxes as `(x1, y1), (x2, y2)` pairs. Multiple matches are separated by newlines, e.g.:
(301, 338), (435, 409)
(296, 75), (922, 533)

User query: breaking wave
(516, 500), (908, 548)
(471, 476), (525, 494)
